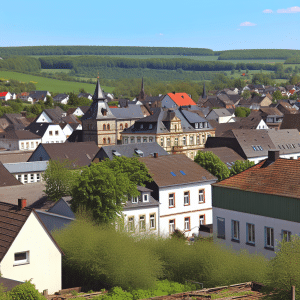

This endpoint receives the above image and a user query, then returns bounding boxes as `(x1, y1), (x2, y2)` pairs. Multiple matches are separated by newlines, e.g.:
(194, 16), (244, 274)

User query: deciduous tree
(229, 160), (254, 176)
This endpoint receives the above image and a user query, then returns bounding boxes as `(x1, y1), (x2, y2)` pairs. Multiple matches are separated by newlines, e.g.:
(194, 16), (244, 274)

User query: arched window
(120, 124), (123, 130)
(108, 137), (111, 144)
(107, 124), (110, 130)
(103, 138), (106, 144)
(103, 124), (106, 130)
(125, 123), (128, 128)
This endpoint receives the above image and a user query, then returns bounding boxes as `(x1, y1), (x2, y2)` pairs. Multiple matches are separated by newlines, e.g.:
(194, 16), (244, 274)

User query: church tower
(81, 78), (116, 147)
(202, 82), (207, 100)
(137, 77), (146, 101)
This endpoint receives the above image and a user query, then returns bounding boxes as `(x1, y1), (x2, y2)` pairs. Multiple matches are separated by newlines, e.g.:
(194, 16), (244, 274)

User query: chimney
(154, 153), (158, 158)
(18, 198), (27, 210)
(20, 111), (27, 117)
(268, 150), (279, 162)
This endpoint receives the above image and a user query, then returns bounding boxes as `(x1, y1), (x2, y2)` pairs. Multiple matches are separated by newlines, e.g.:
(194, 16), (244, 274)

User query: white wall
(36, 112), (53, 123)
(0, 139), (40, 151)
(41, 125), (66, 144)
(158, 181), (214, 237)
(0, 212), (62, 293)
(19, 139), (41, 151)
(14, 172), (43, 184)
(213, 207), (300, 259)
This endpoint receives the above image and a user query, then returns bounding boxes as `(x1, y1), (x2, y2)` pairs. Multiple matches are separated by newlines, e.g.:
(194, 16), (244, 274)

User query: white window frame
(128, 216), (134, 232)
(169, 193), (175, 208)
(14, 251), (29, 266)
(184, 217), (190, 231)
(139, 215), (146, 231)
(30, 173), (34, 183)
(282, 230), (291, 242)
(132, 196), (138, 203)
(231, 220), (240, 241)
(199, 189), (205, 203)
(36, 173), (40, 182)
(150, 213), (156, 229)
(199, 215), (205, 226)
(265, 226), (274, 249)
(143, 193), (149, 202)
(169, 219), (175, 233)
(23, 174), (28, 184)
(184, 191), (190, 206)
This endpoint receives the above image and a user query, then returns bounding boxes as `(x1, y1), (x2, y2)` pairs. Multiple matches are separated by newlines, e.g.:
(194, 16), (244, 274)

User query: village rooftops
(0, 162), (22, 187)
(0, 130), (41, 140)
(166, 92), (196, 106)
(140, 154), (217, 187)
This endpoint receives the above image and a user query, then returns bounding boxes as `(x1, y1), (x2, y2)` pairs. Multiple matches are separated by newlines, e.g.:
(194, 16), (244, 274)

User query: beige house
(0, 200), (63, 294)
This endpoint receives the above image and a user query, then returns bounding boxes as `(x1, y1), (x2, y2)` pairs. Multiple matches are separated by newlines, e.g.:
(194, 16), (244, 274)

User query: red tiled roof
(0, 92), (8, 97)
(214, 158), (300, 199)
(167, 93), (196, 106)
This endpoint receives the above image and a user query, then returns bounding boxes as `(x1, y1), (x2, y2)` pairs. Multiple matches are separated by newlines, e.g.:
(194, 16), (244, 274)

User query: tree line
(218, 49), (300, 60)
(0, 46), (214, 57)
(0, 56), (41, 73)
(285, 56), (300, 64)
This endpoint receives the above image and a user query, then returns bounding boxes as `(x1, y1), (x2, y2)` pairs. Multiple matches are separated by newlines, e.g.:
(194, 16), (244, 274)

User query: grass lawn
(0, 70), (114, 94)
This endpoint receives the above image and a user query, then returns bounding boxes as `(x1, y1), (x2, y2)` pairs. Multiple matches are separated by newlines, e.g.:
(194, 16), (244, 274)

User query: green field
(40, 69), (71, 74)
(0, 70), (114, 94)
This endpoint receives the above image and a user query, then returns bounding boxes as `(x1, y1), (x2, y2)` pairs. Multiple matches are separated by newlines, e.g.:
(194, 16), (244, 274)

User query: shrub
(9, 281), (45, 300)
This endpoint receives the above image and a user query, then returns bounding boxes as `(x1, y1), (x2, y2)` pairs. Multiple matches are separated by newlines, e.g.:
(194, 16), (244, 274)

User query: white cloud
(240, 22), (257, 26)
(159, 33), (164, 36)
(277, 6), (300, 13)
(263, 9), (273, 13)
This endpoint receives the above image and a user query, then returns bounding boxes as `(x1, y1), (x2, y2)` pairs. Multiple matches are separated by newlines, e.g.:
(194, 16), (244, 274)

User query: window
(247, 223), (255, 245)
(139, 215), (146, 231)
(217, 217), (225, 239)
(143, 194), (149, 202)
(184, 191), (190, 206)
(20, 142), (24, 149)
(130, 137), (135, 143)
(36, 173), (40, 182)
(31, 142), (34, 148)
(167, 138), (171, 147)
(199, 215), (205, 226)
(231, 220), (240, 241)
(190, 135), (194, 145)
(169, 219), (175, 233)
(55, 131), (59, 136)
(107, 137), (111, 144)
(107, 124), (110, 130)
(26, 142), (29, 149)
(184, 217), (190, 231)
(182, 136), (186, 146)
(120, 124), (123, 130)
(199, 122), (203, 129)
(24, 174), (28, 184)
(169, 193), (175, 208)
(149, 137), (153, 142)
(140, 124), (143, 129)
(16, 175), (22, 182)
(265, 226), (274, 249)
(199, 189), (205, 203)
(149, 124), (153, 129)
(125, 123), (128, 128)
(160, 137), (164, 146)
(282, 230), (291, 242)
(137, 137), (141, 143)
(49, 131), (53, 136)
(197, 136), (200, 145)
(143, 137), (147, 143)
(103, 124), (106, 130)
(124, 137), (128, 144)
(30, 174), (34, 182)
(174, 137), (178, 146)
(128, 217), (134, 232)
(132, 196), (138, 203)
(150, 214), (156, 229)
(14, 251), (29, 265)
(195, 123), (199, 129)
(36, 142), (38, 147)
(103, 138), (106, 144)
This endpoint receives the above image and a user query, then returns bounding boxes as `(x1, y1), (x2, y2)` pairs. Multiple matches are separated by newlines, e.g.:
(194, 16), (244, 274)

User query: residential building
(67, 106), (90, 117)
(3, 161), (47, 184)
(123, 186), (159, 234)
(257, 107), (283, 130)
(280, 113), (300, 132)
(0, 200), (63, 293)
(276, 101), (298, 115)
(0, 130), (41, 151)
(92, 142), (169, 162)
(121, 107), (215, 159)
(0, 113), (31, 131)
(206, 108), (235, 123)
(161, 92), (197, 108)
(28, 91), (51, 103)
(213, 151), (300, 258)
(206, 128), (300, 164)
(78, 92), (92, 100)
(53, 94), (69, 105)
(141, 154), (217, 237)
(28, 142), (99, 167)
(0, 92), (14, 101)
(239, 95), (272, 109)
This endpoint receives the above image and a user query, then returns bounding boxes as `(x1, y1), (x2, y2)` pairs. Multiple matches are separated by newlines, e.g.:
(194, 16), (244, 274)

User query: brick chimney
(18, 198), (27, 210)
(153, 153), (158, 158)
(268, 150), (279, 162)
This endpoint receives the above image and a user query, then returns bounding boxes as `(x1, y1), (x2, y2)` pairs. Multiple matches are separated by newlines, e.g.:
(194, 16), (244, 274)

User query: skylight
(170, 172), (176, 177)
(179, 170), (186, 175)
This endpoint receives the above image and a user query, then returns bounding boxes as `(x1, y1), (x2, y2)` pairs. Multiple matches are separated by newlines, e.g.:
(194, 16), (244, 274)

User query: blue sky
(1, 0), (300, 50)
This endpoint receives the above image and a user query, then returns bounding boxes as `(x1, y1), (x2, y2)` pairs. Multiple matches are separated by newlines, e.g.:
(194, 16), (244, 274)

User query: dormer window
(199, 123), (203, 128)
(140, 124), (143, 129)
(143, 194), (149, 202)
(195, 123), (199, 129)
(132, 196), (138, 203)
(149, 124), (153, 129)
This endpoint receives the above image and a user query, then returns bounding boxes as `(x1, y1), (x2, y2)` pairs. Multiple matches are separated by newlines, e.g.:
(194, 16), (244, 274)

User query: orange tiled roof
(167, 93), (196, 106)
(214, 158), (300, 199)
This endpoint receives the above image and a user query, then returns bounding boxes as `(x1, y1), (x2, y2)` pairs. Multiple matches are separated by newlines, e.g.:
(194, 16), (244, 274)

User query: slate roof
(140, 154), (217, 187)
(94, 142), (169, 161)
(3, 161), (48, 174)
(78, 93), (92, 98)
(0, 162), (22, 187)
(277, 101), (299, 114)
(43, 107), (66, 123)
(201, 147), (244, 166)
(0, 129), (41, 140)
(259, 107), (283, 117)
(0, 151), (32, 163)
(26, 123), (52, 137)
(110, 106), (144, 119)
(208, 108), (233, 117)
(124, 186), (159, 209)
(214, 158), (300, 200)
(0, 202), (32, 261)
(29, 142), (99, 167)
(1, 114), (31, 130)
(53, 94), (69, 102)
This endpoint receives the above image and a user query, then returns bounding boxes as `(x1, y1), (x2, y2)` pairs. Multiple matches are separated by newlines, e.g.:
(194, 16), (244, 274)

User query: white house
(0, 130), (41, 151)
(0, 200), (63, 293)
(213, 151), (300, 259)
(123, 186), (159, 234)
(53, 94), (69, 105)
(206, 108), (235, 124)
(141, 154), (217, 238)
(0, 92), (13, 101)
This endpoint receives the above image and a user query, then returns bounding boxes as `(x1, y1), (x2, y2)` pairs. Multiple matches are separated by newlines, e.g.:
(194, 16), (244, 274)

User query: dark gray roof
(181, 109), (211, 124)
(53, 94), (69, 102)
(110, 106), (144, 119)
(94, 142), (169, 161)
(201, 147), (244, 166)
(3, 161), (48, 174)
(29, 91), (49, 100)
(0, 129), (41, 140)
(26, 123), (52, 137)
(2, 114), (31, 130)
(78, 93), (92, 98)
(43, 107), (66, 123)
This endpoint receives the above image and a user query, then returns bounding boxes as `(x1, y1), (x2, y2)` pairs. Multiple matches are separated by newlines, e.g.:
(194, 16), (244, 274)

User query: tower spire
(138, 77), (145, 100)
(93, 77), (106, 101)
(202, 82), (207, 99)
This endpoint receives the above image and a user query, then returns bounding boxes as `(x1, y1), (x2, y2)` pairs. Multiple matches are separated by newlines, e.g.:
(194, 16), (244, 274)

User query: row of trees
(285, 56), (300, 64)
(218, 49), (300, 60)
(0, 56), (41, 73)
